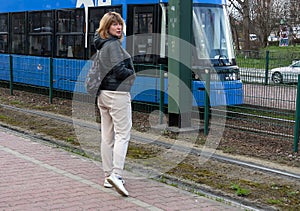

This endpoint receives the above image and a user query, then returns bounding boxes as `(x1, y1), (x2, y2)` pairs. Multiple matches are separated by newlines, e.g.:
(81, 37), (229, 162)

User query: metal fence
(234, 50), (300, 151)
(0, 52), (299, 151)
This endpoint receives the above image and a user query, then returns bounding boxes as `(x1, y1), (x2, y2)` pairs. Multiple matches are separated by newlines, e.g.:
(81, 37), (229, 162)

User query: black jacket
(94, 32), (135, 92)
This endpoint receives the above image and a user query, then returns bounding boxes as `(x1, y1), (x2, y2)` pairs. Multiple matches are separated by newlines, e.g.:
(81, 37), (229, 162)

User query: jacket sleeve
(108, 41), (134, 80)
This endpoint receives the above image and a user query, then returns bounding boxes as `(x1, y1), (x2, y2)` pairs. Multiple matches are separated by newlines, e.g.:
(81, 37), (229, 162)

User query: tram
(0, 0), (243, 106)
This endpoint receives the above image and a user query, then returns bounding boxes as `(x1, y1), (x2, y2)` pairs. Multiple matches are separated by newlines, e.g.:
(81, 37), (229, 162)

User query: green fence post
(9, 55), (13, 95)
(49, 57), (53, 104)
(204, 69), (210, 136)
(264, 50), (270, 85)
(159, 64), (165, 124)
(293, 74), (300, 152)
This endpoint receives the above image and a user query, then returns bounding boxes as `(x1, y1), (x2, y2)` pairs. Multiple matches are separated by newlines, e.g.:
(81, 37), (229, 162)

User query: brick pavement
(0, 128), (246, 211)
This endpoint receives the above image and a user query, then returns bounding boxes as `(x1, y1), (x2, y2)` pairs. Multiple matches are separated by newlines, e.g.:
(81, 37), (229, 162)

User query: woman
(94, 12), (135, 197)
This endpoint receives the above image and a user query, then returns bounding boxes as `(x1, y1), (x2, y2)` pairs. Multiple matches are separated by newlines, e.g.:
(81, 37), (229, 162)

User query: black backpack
(85, 51), (102, 96)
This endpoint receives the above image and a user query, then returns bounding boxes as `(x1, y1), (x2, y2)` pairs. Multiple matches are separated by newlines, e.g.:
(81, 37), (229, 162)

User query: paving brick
(0, 129), (246, 211)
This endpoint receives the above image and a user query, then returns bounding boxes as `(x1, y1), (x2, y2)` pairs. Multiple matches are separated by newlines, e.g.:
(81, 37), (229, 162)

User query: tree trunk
(243, 0), (250, 50)
(230, 16), (240, 50)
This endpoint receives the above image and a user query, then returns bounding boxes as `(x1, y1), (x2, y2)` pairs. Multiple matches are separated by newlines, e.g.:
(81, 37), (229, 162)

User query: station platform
(0, 127), (245, 211)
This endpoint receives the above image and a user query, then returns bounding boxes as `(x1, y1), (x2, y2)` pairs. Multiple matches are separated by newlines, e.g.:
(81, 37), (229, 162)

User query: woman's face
(108, 22), (122, 38)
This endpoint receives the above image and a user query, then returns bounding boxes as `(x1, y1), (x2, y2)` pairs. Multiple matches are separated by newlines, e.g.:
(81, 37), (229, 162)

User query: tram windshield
(192, 5), (235, 66)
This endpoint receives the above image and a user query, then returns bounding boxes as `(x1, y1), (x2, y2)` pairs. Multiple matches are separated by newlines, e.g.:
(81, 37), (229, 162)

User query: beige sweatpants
(97, 90), (132, 177)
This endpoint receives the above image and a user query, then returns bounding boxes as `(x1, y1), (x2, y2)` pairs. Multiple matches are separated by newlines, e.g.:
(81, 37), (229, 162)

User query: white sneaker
(104, 177), (125, 188)
(104, 178), (113, 188)
(107, 173), (129, 196)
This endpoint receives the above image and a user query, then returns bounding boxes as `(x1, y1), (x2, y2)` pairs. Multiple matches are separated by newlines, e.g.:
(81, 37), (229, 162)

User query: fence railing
(0, 52), (299, 152)
(236, 50), (299, 151)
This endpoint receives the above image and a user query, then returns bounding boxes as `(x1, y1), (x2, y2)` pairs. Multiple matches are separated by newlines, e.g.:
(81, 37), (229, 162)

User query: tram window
(11, 12), (26, 54)
(28, 11), (53, 33)
(0, 14), (8, 32)
(57, 9), (85, 33)
(127, 5), (157, 63)
(28, 11), (54, 56)
(0, 13), (9, 53)
(133, 9), (153, 34)
(55, 35), (84, 58)
(55, 9), (85, 59)
(29, 35), (52, 56)
(88, 6), (122, 58)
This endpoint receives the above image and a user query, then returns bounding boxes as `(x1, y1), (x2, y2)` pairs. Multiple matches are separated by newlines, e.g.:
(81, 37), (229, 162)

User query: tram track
(1, 102), (300, 210)
(213, 107), (295, 139)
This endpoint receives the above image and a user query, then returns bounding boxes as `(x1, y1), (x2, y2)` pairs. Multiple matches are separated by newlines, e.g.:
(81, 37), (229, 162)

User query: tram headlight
(231, 73), (237, 80)
(210, 73), (219, 81)
(225, 72), (240, 81)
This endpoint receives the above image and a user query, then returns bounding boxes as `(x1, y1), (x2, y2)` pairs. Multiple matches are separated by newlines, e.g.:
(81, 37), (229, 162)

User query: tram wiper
(213, 55), (230, 66)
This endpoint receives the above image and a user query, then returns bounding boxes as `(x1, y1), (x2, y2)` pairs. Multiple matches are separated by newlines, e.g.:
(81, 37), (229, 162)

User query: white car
(268, 35), (279, 42)
(270, 60), (300, 84)
(250, 34), (257, 41)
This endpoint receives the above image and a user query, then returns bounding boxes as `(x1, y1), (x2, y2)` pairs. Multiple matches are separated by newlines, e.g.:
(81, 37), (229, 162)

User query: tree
(228, 0), (289, 49)
(228, 0), (251, 50)
(289, 0), (300, 26)
(251, 0), (275, 47)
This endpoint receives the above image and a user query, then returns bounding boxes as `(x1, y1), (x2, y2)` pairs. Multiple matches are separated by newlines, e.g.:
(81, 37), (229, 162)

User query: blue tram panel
(131, 77), (243, 107)
(131, 77), (169, 105)
(0, 54), (10, 81)
(12, 55), (50, 87)
(53, 58), (87, 92)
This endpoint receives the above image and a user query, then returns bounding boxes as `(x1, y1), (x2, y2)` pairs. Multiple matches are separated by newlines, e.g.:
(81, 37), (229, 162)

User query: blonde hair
(97, 12), (124, 40)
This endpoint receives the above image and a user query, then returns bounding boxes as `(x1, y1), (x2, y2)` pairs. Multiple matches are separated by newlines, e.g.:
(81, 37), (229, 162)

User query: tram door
(126, 4), (161, 64)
